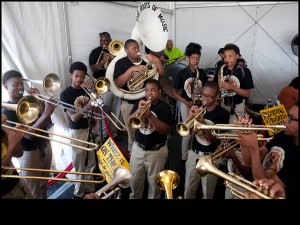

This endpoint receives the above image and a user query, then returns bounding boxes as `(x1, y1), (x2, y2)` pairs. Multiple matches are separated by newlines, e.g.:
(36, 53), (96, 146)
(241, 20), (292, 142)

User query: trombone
(176, 106), (207, 137)
(195, 153), (282, 199)
(96, 40), (124, 67)
(85, 73), (110, 95)
(2, 166), (105, 184)
(129, 97), (152, 129)
(95, 166), (131, 199)
(1, 97), (99, 151)
(155, 170), (180, 199)
(80, 84), (127, 131)
(22, 73), (60, 96)
(194, 122), (286, 141)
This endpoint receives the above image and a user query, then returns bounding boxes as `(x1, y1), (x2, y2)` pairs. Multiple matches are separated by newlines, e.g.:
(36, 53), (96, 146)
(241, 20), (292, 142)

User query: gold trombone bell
(155, 170), (180, 199)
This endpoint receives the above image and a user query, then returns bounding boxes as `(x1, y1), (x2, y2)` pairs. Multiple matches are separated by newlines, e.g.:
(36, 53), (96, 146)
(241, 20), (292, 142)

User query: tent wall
(175, 1), (298, 104)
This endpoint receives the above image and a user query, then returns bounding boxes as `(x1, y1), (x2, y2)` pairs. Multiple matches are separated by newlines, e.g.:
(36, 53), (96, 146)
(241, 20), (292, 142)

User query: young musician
(128, 79), (172, 199)
(213, 43), (254, 124)
(172, 42), (208, 162)
(2, 70), (55, 199)
(60, 62), (97, 199)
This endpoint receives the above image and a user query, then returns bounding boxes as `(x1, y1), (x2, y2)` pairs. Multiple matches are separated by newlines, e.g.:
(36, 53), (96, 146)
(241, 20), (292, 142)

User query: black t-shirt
(60, 86), (91, 129)
(130, 99), (172, 149)
(2, 102), (49, 151)
(192, 105), (230, 153)
(1, 169), (19, 196)
(173, 66), (208, 101)
(265, 131), (300, 199)
(89, 46), (107, 79)
(113, 57), (147, 92)
(213, 63), (254, 105)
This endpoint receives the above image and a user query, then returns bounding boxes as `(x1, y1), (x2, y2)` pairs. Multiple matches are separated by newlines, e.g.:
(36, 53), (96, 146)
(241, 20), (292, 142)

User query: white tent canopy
(2, 1), (298, 109)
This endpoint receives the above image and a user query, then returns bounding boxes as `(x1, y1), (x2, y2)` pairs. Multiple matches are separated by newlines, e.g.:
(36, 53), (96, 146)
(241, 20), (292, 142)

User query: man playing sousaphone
(213, 43), (254, 124)
(113, 39), (165, 152)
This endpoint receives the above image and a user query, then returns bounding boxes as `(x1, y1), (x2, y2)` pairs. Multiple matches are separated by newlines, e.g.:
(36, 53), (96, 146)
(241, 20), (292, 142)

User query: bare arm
(172, 88), (193, 109)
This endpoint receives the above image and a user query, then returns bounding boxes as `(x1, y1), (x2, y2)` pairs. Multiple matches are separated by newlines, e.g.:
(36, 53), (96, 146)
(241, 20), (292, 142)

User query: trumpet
(85, 73), (110, 95)
(2, 166), (105, 184)
(95, 166), (131, 199)
(22, 73), (60, 96)
(80, 85), (127, 131)
(195, 154), (282, 199)
(176, 106), (207, 137)
(129, 97), (152, 129)
(155, 170), (180, 199)
(127, 62), (158, 91)
(194, 122), (286, 141)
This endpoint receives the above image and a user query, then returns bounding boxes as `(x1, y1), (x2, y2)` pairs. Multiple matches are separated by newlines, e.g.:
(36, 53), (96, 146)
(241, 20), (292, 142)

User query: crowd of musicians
(1, 31), (299, 200)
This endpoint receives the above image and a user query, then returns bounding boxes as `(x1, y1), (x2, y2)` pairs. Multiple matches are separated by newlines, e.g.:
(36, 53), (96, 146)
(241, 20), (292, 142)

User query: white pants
(71, 127), (97, 197)
(19, 141), (52, 199)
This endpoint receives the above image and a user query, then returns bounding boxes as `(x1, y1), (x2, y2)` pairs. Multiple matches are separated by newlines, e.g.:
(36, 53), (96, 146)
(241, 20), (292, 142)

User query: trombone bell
(155, 170), (180, 199)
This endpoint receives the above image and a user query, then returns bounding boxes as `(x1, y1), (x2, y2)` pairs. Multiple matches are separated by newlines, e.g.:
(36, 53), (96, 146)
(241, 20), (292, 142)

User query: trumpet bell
(176, 123), (190, 137)
(129, 117), (143, 129)
(43, 73), (60, 96)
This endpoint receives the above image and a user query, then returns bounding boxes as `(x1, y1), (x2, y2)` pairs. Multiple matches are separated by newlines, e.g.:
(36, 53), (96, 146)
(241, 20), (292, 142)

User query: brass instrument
(209, 140), (240, 166)
(191, 66), (203, 106)
(129, 97), (152, 129)
(81, 85), (127, 131)
(95, 166), (131, 199)
(155, 170), (180, 199)
(193, 122), (286, 141)
(2, 166), (105, 184)
(195, 154), (282, 199)
(176, 106), (207, 137)
(22, 73), (60, 96)
(2, 121), (99, 151)
(2, 95), (40, 125)
(2, 98), (99, 151)
(96, 40), (124, 68)
(85, 73), (111, 95)
(219, 63), (227, 98)
(127, 61), (158, 91)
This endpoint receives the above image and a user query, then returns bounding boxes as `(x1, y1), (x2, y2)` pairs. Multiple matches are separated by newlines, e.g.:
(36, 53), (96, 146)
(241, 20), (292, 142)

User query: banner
(260, 105), (287, 136)
(96, 138), (130, 183)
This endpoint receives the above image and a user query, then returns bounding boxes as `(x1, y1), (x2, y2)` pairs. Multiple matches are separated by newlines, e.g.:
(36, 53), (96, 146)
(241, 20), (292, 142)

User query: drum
(164, 62), (188, 87)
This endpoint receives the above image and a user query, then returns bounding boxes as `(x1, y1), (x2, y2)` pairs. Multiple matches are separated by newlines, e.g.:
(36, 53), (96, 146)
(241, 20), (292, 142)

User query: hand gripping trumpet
(129, 97), (152, 129)
(194, 122), (286, 141)
(176, 105), (207, 137)
(195, 151), (283, 199)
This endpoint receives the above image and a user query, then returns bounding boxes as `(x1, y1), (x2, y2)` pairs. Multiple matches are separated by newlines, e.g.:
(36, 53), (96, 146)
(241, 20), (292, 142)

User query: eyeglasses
(286, 113), (299, 123)
(200, 93), (218, 101)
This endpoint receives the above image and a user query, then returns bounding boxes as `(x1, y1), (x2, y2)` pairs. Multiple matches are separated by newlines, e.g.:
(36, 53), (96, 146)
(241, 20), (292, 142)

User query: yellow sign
(96, 137), (130, 183)
(260, 105), (287, 136)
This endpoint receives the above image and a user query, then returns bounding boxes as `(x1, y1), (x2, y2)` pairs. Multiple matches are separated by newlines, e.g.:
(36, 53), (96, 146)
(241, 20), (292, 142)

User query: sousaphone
(106, 2), (169, 100)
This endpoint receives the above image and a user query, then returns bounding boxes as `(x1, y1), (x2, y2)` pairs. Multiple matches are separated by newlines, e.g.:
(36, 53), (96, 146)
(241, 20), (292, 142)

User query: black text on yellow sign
(96, 137), (130, 183)
(260, 105), (287, 136)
